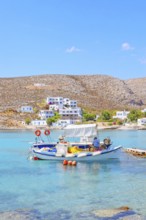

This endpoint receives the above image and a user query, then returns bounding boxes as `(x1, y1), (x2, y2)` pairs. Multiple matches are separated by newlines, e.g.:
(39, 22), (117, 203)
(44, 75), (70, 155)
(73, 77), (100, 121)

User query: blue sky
(0, 0), (146, 79)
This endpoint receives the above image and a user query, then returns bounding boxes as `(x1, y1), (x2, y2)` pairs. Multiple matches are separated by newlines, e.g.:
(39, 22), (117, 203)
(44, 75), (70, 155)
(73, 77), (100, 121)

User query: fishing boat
(32, 144), (122, 161)
(32, 124), (111, 149)
(30, 124), (122, 161)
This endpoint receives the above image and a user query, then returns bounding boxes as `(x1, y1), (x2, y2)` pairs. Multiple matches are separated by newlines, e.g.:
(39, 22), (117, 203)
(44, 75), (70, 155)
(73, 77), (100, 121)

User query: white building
(39, 110), (54, 120)
(20, 106), (33, 113)
(52, 119), (80, 127)
(113, 111), (130, 120)
(137, 118), (146, 126)
(49, 104), (60, 111)
(47, 97), (78, 109)
(31, 120), (47, 127)
(59, 107), (82, 119)
(47, 97), (64, 106)
(45, 96), (82, 120)
(63, 98), (77, 108)
(34, 83), (45, 87)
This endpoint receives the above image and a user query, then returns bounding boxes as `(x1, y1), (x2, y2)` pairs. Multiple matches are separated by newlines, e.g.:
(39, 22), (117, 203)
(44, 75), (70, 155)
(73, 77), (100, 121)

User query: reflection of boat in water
(30, 124), (122, 161)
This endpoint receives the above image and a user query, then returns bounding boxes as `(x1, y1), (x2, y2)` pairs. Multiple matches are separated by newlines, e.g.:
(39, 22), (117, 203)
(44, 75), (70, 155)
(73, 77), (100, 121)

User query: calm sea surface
(0, 129), (146, 219)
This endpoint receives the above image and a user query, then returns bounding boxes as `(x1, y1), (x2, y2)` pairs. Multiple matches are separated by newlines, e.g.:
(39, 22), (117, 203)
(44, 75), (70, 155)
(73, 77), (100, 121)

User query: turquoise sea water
(0, 129), (146, 219)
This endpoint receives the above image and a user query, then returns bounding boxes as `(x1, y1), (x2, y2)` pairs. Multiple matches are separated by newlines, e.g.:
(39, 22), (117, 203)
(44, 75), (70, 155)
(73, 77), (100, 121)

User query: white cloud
(139, 58), (146, 64)
(66, 46), (81, 53)
(121, 42), (134, 51)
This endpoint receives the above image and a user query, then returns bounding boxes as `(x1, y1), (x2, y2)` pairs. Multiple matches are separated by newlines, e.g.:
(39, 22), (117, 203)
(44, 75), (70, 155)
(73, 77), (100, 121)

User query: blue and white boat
(30, 124), (122, 161)
(32, 124), (112, 149)
(32, 144), (122, 161)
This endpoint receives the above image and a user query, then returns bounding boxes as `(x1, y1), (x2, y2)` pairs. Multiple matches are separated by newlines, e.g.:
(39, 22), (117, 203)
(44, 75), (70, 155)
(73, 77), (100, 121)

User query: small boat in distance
(29, 124), (122, 161)
(124, 148), (146, 157)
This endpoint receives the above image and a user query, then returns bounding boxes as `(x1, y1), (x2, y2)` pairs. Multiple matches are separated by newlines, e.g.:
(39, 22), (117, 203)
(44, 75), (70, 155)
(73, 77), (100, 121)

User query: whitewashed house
(31, 120), (47, 127)
(63, 98), (77, 108)
(59, 107), (82, 120)
(47, 97), (63, 106)
(20, 106), (33, 113)
(46, 96), (64, 110)
(113, 111), (130, 120)
(137, 118), (146, 126)
(47, 97), (77, 109)
(45, 96), (82, 121)
(52, 119), (81, 127)
(53, 119), (74, 127)
(34, 83), (45, 87)
(39, 110), (54, 120)
(49, 104), (60, 111)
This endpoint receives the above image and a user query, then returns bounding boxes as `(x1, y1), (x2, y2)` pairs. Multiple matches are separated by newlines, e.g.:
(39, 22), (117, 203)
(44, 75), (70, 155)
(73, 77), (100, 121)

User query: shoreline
(0, 124), (146, 131)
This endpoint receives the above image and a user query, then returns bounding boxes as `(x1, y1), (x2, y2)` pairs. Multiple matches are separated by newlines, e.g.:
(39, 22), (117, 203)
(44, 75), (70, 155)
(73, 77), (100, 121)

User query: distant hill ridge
(0, 74), (145, 111)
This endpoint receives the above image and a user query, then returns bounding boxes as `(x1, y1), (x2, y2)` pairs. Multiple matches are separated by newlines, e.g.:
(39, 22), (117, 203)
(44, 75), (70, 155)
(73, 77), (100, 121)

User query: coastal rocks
(92, 206), (143, 219)
(0, 212), (25, 220)
(0, 209), (41, 220)
(0, 207), (144, 220)
(0, 209), (72, 220)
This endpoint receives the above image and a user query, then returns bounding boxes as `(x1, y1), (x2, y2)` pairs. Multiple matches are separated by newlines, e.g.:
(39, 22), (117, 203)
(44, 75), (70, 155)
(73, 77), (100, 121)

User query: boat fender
(68, 161), (73, 165)
(35, 130), (41, 136)
(44, 129), (50, 136)
(72, 161), (77, 166)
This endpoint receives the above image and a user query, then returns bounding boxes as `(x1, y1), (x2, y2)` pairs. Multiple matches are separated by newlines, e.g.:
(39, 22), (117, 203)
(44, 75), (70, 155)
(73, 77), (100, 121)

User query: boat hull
(32, 146), (122, 161)
(33, 142), (56, 149)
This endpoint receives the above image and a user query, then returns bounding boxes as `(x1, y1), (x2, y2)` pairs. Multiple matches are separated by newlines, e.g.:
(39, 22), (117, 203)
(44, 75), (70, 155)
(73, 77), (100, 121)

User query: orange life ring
(44, 129), (50, 136)
(35, 130), (41, 136)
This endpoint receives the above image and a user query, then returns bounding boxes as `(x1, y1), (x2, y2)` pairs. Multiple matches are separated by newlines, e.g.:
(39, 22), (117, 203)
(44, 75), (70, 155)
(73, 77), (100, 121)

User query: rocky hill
(0, 74), (145, 113)
(125, 77), (146, 106)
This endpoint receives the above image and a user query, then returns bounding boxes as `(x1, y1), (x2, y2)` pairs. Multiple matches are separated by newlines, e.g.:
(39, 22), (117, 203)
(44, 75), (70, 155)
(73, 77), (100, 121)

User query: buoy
(72, 161), (77, 166)
(68, 160), (73, 166)
(44, 129), (50, 136)
(33, 156), (38, 160)
(35, 130), (41, 136)
(62, 160), (77, 166)
(63, 160), (68, 165)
